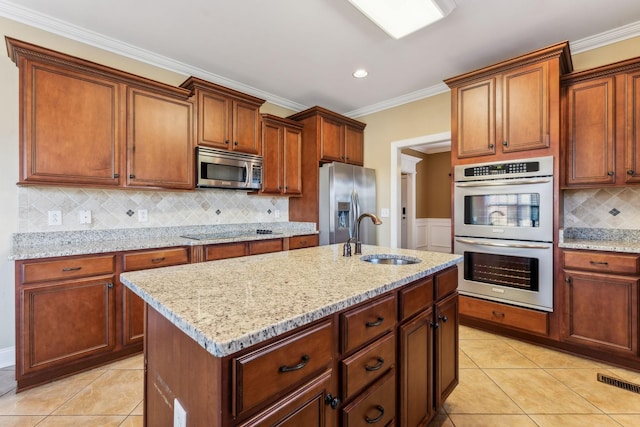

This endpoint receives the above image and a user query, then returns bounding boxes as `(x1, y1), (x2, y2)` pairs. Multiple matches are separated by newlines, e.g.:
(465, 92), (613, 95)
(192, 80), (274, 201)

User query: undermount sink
(360, 254), (422, 265)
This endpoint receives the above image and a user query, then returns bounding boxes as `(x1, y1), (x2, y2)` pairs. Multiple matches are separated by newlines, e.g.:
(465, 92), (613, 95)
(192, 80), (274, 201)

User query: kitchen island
(120, 244), (462, 426)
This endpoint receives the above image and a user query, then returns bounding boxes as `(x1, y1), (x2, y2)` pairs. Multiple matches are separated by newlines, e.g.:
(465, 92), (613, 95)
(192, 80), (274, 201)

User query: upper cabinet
(180, 77), (265, 155)
(561, 58), (640, 188)
(260, 114), (303, 196)
(7, 38), (194, 191)
(445, 42), (572, 163)
(289, 106), (366, 166)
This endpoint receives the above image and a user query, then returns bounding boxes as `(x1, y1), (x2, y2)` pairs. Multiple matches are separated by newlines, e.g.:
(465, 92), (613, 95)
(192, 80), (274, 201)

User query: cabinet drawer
(342, 370), (396, 427)
(233, 320), (333, 416)
(459, 295), (548, 336)
(122, 247), (189, 271)
(21, 255), (115, 284)
(249, 238), (283, 255)
(435, 266), (458, 300)
(205, 242), (247, 261)
(341, 295), (397, 354)
(289, 234), (319, 250)
(399, 277), (433, 321)
(341, 332), (395, 400)
(563, 250), (640, 274)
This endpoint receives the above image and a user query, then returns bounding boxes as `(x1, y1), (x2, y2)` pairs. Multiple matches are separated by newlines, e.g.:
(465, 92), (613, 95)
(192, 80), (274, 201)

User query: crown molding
(1, 0), (639, 117)
(0, 0), (307, 112)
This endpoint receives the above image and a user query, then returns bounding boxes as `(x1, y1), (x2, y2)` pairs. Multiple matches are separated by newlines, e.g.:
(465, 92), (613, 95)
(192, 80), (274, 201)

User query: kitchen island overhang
(120, 244), (462, 426)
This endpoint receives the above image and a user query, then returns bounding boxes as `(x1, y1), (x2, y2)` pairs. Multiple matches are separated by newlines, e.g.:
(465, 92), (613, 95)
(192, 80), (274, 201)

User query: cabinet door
(127, 87), (193, 189)
(562, 271), (638, 356)
(262, 120), (283, 194)
(233, 100), (261, 154)
(435, 293), (458, 408)
(283, 125), (303, 195)
(625, 70), (640, 184)
(319, 116), (344, 163)
(565, 77), (616, 186)
(344, 125), (364, 166)
(198, 90), (232, 149)
(398, 308), (434, 427)
(19, 276), (116, 376)
(21, 60), (121, 186)
(455, 77), (497, 158)
(502, 62), (550, 153)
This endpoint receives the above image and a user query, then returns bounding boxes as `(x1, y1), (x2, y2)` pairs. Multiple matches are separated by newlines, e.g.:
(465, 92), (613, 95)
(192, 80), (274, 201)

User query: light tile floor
(0, 326), (639, 426)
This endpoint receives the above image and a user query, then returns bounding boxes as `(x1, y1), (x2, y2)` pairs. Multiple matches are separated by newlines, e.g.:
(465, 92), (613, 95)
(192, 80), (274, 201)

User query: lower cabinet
(561, 249), (639, 357)
(144, 266), (459, 426)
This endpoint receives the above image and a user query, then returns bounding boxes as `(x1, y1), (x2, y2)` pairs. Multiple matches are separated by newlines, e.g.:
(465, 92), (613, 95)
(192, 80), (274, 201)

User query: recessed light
(353, 69), (369, 78)
(348, 0), (456, 39)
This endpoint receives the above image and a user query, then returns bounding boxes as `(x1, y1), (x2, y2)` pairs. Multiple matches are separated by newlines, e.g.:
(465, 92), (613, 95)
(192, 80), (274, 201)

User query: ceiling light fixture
(353, 69), (369, 78)
(348, 0), (456, 39)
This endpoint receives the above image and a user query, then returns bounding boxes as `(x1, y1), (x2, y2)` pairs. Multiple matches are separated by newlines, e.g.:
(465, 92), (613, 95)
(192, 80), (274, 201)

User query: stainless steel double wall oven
(453, 156), (554, 312)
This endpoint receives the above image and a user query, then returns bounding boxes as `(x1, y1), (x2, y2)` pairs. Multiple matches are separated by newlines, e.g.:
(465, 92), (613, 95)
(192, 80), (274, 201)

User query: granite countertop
(120, 244), (462, 358)
(10, 222), (317, 260)
(558, 228), (640, 253)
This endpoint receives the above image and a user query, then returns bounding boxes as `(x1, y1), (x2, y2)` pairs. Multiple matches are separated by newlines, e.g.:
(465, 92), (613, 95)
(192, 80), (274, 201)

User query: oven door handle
(455, 178), (551, 187)
(455, 238), (550, 249)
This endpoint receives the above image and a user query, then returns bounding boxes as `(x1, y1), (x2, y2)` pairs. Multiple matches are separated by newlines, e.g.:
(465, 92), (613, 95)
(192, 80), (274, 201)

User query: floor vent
(597, 373), (640, 394)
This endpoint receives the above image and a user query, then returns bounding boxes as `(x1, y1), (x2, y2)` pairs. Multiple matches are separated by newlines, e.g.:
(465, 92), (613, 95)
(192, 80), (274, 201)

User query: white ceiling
(2, 0), (640, 117)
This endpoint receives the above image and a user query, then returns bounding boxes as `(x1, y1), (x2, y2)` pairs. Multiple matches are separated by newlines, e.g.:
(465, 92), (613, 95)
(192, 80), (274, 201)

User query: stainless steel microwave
(196, 147), (262, 190)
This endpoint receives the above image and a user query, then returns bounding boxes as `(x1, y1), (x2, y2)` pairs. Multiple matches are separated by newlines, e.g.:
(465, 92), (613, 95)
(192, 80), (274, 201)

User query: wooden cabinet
(561, 250), (639, 357)
(459, 295), (549, 336)
(445, 41), (571, 163)
(121, 247), (189, 346)
(562, 57), (640, 187)
(261, 114), (303, 195)
(15, 254), (118, 390)
(126, 87), (194, 189)
(289, 234), (319, 250)
(287, 106), (367, 225)
(7, 38), (195, 191)
(180, 77), (265, 155)
(398, 267), (458, 427)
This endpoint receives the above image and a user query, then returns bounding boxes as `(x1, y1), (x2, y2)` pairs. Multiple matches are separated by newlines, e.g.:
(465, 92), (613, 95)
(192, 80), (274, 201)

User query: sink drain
(597, 373), (640, 394)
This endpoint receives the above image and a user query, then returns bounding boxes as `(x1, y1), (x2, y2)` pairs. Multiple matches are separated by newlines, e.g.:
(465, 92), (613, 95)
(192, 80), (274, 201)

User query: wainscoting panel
(415, 218), (451, 253)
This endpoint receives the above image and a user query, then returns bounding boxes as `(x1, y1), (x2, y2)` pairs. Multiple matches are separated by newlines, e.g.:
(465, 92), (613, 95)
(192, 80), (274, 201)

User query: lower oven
(454, 237), (553, 311)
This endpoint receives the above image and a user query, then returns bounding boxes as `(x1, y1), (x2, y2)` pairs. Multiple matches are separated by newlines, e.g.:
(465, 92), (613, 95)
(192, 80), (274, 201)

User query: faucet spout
(354, 213), (383, 255)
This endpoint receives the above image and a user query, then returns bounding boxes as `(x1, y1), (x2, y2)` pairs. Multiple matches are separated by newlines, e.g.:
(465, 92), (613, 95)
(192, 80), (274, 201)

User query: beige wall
(0, 15), (639, 360)
(402, 149), (452, 219)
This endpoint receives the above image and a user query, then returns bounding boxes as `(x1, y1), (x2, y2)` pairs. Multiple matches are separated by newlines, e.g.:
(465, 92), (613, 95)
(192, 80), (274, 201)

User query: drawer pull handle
(365, 317), (384, 327)
(365, 405), (385, 424)
(151, 257), (166, 263)
(279, 354), (310, 373)
(62, 267), (82, 272)
(589, 261), (609, 266)
(492, 311), (505, 318)
(365, 357), (385, 371)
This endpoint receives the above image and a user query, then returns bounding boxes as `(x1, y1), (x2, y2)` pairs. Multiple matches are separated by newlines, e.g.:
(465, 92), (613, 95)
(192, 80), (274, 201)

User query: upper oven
(454, 156), (554, 242)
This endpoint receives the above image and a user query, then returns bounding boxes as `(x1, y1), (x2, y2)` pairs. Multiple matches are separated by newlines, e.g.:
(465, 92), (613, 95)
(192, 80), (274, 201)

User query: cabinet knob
(129, 174), (135, 179)
(113, 173), (120, 178)
(430, 321), (439, 329)
(565, 277), (571, 283)
(628, 170), (635, 175)
(608, 171), (614, 176)
(325, 393), (341, 409)
(489, 143), (495, 149)
(234, 141), (238, 146)
(107, 282), (114, 289)
(225, 140), (230, 145)
(502, 141), (508, 146)
(438, 315), (448, 323)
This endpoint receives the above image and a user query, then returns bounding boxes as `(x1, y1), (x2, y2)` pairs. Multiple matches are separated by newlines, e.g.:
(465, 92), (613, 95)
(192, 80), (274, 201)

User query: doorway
(389, 132), (451, 249)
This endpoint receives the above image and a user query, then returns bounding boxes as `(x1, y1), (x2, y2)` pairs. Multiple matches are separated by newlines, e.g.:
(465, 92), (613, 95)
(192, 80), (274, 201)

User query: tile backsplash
(563, 187), (640, 229)
(18, 186), (289, 232)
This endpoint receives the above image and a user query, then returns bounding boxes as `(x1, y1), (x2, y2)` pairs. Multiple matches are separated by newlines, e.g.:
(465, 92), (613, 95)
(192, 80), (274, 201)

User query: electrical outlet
(48, 210), (62, 226)
(380, 208), (390, 218)
(138, 209), (148, 222)
(78, 210), (92, 224)
(173, 398), (187, 427)
(274, 209), (280, 218)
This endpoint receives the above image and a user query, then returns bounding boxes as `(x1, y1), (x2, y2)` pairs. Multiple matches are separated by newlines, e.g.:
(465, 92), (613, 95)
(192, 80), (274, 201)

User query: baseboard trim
(0, 346), (15, 368)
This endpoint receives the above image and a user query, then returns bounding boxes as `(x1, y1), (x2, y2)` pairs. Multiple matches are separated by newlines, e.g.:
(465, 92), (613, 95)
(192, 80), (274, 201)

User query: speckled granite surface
(10, 222), (316, 260)
(559, 228), (640, 253)
(120, 245), (462, 358)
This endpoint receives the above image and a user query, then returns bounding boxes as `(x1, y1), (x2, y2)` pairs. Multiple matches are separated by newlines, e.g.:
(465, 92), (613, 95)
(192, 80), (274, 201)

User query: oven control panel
(454, 156), (554, 181)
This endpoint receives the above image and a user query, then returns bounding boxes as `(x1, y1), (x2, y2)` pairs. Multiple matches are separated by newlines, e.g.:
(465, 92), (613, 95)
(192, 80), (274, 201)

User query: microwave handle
(243, 161), (251, 186)
(455, 178), (551, 188)
(455, 238), (550, 249)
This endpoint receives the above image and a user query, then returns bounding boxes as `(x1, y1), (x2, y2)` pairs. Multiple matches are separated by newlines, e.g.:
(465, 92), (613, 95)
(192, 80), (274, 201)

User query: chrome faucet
(354, 213), (382, 255)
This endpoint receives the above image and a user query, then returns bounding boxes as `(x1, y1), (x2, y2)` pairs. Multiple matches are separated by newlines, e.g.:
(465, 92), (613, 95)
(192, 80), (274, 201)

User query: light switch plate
(380, 208), (390, 218)
(79, 210), (92, 224)
(138, 209), (148, 222)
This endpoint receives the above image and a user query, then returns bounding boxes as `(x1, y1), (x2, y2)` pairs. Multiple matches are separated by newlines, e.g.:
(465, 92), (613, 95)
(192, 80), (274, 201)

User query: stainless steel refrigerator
(319, 162), (377, 246)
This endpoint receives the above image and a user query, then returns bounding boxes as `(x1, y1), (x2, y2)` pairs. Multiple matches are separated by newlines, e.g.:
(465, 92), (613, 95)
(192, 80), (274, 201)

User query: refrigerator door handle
(350, 190), (360, 239)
